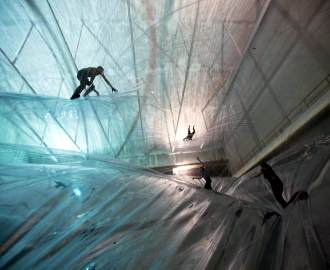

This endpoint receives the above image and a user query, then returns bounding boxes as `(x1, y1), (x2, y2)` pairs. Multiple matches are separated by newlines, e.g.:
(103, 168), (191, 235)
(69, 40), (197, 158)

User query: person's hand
(112, 88), (118, 93)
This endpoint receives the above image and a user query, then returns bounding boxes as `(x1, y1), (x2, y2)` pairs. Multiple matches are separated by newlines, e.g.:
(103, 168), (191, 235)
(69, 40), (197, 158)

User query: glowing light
(173, 164), (201, 175)
(73, 188), (82, 197)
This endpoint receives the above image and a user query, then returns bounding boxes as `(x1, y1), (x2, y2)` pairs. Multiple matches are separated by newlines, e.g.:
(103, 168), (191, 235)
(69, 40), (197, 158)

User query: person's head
(97, 66), (104, 74)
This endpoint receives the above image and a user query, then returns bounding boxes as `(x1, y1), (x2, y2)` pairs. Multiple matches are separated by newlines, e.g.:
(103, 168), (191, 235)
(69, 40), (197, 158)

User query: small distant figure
(54, 180), (70, 189)
(71, 66), (118, 100)
(183, 125), (195, 141)
(259, 162), (308, 208)
(200, 167), (212, 190)
(193, 157), (212, 190)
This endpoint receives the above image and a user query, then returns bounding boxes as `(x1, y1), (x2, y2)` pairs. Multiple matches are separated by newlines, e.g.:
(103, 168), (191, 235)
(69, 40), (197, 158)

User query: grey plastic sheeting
(0, 131), (329, 270)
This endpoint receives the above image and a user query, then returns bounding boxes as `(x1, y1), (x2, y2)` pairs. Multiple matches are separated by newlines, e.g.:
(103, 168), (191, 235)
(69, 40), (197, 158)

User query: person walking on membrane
(258, 162), (308, 208)
(256, 162), (309, 224)
(193, 157), (213, 190)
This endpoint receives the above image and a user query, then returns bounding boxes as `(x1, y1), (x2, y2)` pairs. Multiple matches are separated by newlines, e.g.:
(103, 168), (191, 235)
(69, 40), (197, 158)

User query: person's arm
(197, 156), (204, 165)
(101, 73), (117, 92)
(192, 126), (195, 134)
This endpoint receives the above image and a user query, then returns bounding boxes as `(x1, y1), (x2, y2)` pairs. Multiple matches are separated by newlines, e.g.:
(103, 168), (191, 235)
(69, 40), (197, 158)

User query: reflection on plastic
(0, 135), (329, 269)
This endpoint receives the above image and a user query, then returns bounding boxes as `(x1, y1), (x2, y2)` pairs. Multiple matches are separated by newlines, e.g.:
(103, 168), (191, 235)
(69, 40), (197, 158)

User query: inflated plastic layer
(0, 0), (268, 167)
(0, 92), (223, 167)
(0, 92), (162, 158)
(0, 133), (329, 270)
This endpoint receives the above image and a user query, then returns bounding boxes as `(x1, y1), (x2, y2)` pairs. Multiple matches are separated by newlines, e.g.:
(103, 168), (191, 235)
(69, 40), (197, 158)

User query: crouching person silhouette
(71, 66), (118, 100)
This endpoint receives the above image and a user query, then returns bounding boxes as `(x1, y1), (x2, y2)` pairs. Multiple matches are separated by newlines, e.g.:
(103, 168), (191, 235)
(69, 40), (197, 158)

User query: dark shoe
(70, 93), (80, 100)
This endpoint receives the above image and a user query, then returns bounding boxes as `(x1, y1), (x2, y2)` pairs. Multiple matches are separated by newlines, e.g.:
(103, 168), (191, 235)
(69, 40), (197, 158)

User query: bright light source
(173, 164), (201, 176)
(73, 188), (82, 197)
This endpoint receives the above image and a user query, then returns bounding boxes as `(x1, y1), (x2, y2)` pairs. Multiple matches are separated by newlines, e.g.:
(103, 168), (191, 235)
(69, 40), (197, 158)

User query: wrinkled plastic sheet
(0, 133), (330, 269)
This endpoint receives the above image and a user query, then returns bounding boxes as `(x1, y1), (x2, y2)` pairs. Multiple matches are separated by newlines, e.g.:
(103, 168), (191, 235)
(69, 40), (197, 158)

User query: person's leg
(264, 170), (288, 208)
(83, 84), (95, 97)
(271, 183), (287, 208)
(262, 211), (281, 225)
(204, 177), (212, 190)
(286, 191), (309, 206)
(71, 84), (85, 99)
(275, 194), (288, 208)
(71, 79), (87, 99)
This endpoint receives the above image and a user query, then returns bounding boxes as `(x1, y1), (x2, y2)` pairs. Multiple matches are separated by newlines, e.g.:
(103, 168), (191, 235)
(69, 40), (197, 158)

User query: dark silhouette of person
(70, 66), (118, 100)
(183, 125), (195, 141)
(200, 167), (212, 190)
(54, 180), (70, 189)
(259, 162), (308, 208)
(193, 157), (212, 190)
(259, 162), (309, 225)
(260, 162), (288, 208)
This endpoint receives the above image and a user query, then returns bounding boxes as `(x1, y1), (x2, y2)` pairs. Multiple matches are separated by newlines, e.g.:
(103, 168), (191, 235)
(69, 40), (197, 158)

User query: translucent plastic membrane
(0, 133), (329, 269)
(0, 0), (330, 269)
(0, 0), (267, 167)
(1, 0), (329, 170)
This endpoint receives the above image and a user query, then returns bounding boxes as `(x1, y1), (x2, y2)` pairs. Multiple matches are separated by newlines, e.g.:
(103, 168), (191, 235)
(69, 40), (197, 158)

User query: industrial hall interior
(0, 0), (330, 269)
